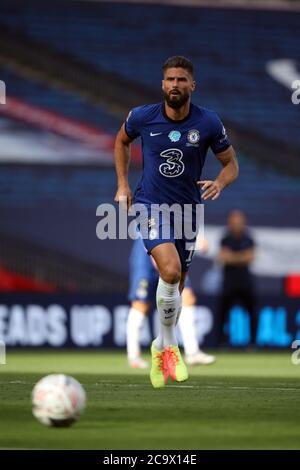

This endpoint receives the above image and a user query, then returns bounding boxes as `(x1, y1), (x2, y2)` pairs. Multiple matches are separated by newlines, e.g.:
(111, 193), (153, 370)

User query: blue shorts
(128, 237), (192, 302)
(135, 204), (198, 272)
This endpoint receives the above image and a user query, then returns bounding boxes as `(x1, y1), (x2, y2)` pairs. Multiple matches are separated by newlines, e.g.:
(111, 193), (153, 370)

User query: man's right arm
(114, 123), (134, 208)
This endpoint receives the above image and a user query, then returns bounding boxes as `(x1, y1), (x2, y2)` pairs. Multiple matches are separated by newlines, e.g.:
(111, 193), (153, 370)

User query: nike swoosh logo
(150, 132), (163, 137)
(266, 59), (300, 89)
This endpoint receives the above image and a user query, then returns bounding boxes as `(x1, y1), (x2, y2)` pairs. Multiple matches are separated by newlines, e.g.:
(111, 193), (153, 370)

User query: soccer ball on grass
(32, 374), (86, 427)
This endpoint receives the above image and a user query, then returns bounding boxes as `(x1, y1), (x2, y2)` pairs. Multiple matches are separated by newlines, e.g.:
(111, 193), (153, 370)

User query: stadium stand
(0, 66), (120, 133)
(0, 1), (299, 150)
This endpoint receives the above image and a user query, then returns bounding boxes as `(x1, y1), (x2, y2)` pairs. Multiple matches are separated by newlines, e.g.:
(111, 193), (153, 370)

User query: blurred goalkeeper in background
(127, 237), (215, 368)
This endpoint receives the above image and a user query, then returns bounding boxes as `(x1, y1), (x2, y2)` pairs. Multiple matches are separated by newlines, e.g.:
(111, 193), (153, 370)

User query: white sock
(178, 306), (199, 356)
(175, 296), (182, 325)
(126, 307), (146, 361)
(155, 277), (181, 349)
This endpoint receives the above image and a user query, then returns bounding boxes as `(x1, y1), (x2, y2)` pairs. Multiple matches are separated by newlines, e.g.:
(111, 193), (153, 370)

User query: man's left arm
(199, 145), (239, 200)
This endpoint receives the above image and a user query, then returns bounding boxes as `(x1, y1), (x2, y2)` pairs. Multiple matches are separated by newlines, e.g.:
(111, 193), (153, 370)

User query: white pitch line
(96, 382), (300, 392)
(0, 381), (31, 384)
(168, 385), (300, 391)
(1, 380), (300, 392)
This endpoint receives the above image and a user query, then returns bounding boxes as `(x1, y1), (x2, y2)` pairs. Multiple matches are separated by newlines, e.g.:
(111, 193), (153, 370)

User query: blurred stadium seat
(1, 1), (299, 150)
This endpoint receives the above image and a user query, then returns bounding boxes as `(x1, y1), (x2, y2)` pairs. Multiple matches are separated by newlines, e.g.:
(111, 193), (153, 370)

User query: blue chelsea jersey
(125, 102), (231, 206)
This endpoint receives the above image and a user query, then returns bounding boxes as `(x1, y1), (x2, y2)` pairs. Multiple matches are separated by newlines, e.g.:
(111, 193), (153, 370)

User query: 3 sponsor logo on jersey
(159, 148), (185, 178)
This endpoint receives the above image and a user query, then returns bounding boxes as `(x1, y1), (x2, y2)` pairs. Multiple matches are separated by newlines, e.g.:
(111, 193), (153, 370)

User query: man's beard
(163, 91), (190, 109)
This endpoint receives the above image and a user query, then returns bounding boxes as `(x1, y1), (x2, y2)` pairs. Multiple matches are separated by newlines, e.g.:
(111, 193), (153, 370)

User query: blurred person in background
(127, 237), (215, 368)
(217, 210), (256, 347)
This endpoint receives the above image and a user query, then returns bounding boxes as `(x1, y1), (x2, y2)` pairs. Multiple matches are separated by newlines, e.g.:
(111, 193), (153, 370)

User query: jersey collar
(162, 102), (193, 123)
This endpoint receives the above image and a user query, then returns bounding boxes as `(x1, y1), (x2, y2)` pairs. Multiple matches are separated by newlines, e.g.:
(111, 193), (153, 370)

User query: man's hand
(114, 185), (133, 211)
(198, 180), (222, 201)
(198, 147), (238, 201)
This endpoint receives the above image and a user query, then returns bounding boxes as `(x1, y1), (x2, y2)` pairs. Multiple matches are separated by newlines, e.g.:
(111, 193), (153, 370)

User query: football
(32, 374), (86, 427)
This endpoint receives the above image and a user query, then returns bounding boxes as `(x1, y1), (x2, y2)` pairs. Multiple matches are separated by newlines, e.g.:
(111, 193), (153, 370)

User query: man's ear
(161, 79), (165, 91)
(191, 80), (196, 92)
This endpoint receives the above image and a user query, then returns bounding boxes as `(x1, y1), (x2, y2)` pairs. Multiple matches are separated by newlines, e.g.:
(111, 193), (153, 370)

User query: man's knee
(160, 263), (181, 284)
(151, 243), (181, 284)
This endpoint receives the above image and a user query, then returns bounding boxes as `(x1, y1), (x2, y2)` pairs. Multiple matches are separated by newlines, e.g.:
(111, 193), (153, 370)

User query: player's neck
(164, 101), (191, 122)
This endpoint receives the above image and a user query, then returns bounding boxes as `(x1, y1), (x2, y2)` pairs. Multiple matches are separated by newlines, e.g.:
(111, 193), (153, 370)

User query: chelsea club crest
(168, 130), (181, 142)
(187, 129), (200, 144)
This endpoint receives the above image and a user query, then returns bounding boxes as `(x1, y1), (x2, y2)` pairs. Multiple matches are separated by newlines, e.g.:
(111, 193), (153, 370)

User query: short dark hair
(162, 56), (194, 76)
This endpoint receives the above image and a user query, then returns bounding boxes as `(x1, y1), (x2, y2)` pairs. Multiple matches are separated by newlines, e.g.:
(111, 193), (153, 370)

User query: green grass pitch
(0, 350), (299, 449)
